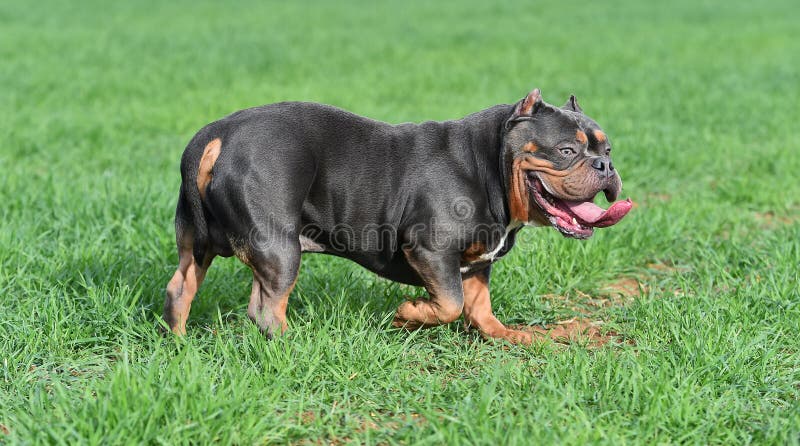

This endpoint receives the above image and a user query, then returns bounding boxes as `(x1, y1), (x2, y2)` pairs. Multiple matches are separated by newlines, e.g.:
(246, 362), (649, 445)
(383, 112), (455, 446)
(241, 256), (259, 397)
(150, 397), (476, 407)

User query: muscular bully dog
(164, 89), (632, 344)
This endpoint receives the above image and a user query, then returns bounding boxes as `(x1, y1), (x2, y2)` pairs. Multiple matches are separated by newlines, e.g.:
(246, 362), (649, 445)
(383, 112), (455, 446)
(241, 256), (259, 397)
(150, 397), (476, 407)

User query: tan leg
(462, 269), (532, 345)
(392, 248), (464, 330)
(392, 295), (463, 330)
(247, 274), (296, 338)
(243, 243), (301, 339)
(164, 244), (213, 335)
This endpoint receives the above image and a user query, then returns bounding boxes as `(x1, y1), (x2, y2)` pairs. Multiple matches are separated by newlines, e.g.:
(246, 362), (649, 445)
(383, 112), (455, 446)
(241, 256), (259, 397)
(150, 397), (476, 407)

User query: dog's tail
(176, 134), (220, 265)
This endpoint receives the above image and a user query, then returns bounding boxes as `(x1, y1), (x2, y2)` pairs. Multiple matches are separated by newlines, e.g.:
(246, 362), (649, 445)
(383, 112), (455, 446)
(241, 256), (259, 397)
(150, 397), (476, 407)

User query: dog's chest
(459, 222), (522, 274)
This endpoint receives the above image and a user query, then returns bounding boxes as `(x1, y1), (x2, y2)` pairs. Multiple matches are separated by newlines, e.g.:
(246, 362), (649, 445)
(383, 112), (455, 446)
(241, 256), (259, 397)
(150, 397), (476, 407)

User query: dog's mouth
(526, 173), (632, 239)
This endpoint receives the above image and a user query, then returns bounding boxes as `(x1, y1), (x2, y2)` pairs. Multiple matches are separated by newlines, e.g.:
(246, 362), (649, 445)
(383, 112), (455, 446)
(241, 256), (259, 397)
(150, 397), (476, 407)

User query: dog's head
(503, 88), (632, 239)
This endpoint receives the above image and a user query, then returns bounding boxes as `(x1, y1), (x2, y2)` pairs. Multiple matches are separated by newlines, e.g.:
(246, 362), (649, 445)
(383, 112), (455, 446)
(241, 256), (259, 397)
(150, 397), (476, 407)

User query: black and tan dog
(164, 89), (632, 344)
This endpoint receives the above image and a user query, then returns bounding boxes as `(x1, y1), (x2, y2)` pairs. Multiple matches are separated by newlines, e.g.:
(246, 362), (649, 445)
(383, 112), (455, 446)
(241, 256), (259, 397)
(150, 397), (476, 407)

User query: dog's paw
(496, 328), (533, 345)
(392, 301), (425, 330)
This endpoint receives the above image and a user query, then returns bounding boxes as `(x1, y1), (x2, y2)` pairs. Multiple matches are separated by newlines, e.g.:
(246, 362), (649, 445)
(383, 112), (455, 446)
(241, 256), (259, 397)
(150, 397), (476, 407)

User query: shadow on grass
(71, 244), (651, 348)
(142, 253), (411, 334)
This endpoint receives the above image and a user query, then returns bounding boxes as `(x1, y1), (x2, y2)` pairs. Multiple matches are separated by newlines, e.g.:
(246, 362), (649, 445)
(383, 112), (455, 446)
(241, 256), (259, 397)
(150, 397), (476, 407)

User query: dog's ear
(517, 88), (543, 116)
(562, 95), (583, 113)
(505, 88), (543, 129)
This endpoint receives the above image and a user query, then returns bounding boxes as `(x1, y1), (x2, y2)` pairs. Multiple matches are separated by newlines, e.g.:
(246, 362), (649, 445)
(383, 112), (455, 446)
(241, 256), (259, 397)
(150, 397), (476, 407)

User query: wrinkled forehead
(562, 109), (603, 133)
(560, 110), (609, 147)
(525, 108), (606, 146)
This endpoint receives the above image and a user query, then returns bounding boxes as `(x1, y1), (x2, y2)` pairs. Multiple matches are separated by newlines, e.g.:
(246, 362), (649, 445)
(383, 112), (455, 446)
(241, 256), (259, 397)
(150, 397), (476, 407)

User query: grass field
(2, 0), (800, 444)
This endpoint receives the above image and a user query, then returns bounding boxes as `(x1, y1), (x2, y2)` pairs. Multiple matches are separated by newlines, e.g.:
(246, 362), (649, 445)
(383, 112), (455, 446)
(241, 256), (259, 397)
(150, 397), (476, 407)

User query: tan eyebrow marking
(594, 130), (607, 142)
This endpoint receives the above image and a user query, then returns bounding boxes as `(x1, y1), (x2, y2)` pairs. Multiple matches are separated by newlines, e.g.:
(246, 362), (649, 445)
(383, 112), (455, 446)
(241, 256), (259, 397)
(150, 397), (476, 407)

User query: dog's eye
(559, 147), (576, 157)
(605, 148), (612, 156)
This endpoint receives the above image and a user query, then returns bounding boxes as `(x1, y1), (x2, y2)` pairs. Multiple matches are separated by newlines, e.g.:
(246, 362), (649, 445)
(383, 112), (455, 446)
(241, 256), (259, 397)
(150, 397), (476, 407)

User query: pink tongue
(563, 198), (633, 227)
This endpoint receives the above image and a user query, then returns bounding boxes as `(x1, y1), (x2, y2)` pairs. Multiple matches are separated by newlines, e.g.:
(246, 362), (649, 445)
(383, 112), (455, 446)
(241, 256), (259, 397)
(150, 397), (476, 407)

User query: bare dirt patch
(511, 318), (632, 348)
(646, 262), (680, 273)
(600, 277), (646, 299)
(521, 259), (692, 349)
(754, 210), (799, 229)
(293, 409), (427, 445)
(541, 275), (647, 316)
(531, 262), (684, 347)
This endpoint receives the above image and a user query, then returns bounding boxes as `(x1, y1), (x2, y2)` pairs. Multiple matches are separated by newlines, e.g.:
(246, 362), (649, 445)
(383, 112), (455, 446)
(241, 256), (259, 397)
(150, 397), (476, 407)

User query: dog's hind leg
(200, 134), (313, 338)
(239, 237), (301, 339)
(164, 229), (215, 335)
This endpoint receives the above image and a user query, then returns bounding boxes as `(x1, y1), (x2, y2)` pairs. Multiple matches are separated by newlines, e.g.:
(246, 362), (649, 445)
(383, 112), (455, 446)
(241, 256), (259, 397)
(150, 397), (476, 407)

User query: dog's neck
(454, 104), (516, 226)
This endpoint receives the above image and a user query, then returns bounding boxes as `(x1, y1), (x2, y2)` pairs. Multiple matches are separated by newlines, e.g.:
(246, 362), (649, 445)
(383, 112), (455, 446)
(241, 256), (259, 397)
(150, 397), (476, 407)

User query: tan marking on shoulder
(461, 242), (486, 263)
(594, 130), (606, 142)
(197, 138), (222, 200)
(576, 130), (588, 145)
(522, 142), (538, 153)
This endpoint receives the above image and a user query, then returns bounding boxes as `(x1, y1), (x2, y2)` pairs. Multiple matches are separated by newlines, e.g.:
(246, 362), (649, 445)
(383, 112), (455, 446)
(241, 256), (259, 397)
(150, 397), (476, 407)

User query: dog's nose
(591, 158), (606, 171)
(591, 157), (614, 173)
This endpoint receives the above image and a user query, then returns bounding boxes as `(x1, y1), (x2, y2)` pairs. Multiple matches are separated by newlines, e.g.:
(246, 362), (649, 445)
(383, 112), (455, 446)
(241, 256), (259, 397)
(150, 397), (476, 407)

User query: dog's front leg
(392, 247), (464, 330)
(462, 266), (532, 345)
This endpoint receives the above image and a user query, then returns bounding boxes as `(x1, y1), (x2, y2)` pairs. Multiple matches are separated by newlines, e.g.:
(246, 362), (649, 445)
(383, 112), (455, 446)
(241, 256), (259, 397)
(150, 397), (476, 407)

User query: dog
(164, 88), (632, 344)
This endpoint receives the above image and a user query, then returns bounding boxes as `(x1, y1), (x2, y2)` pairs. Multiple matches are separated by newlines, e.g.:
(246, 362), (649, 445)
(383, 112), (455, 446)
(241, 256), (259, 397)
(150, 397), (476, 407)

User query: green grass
(2, 0), (799, 444)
